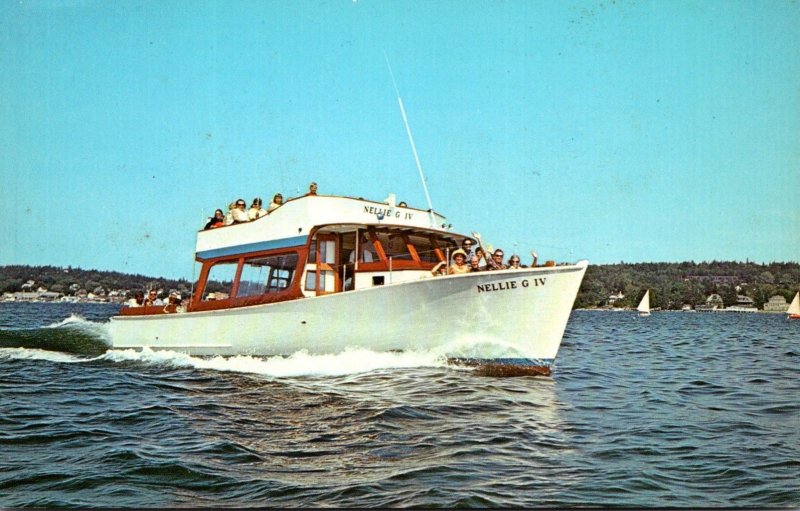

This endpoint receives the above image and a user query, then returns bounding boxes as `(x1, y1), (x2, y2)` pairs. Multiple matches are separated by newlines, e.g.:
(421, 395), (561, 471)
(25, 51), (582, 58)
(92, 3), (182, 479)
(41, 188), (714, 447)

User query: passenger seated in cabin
(204, 209), (225, 230)
(144, 289), (164, 306)
(164, 292), (184, 313)
(229, 199), (249, 224)
(349, 234), (376, 263)
(508, 255), (522, 269)
(486, 249), (508, 271)
(305, 182), (318, 196)
(469, 255), (482, 272)
(267, 193), (283, 213)
(126, 291), (144, 307)
(248, 198), (267, 220)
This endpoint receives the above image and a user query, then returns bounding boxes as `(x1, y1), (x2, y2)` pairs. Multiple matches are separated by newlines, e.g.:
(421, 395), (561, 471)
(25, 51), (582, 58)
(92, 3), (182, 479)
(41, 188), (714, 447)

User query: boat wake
(0, 318), (540, 377)
(103, 346), (454, 377)
(0, 345), (458, 377)
(0, 314), (111, 356)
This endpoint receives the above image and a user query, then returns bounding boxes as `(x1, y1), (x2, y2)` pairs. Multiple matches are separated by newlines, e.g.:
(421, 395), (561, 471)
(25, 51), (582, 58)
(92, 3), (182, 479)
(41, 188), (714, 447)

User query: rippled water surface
(1, 303), (798, 508)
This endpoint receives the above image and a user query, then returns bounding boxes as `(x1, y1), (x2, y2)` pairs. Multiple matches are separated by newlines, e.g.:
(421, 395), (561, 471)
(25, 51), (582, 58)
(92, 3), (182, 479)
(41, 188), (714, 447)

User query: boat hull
(108, 261), (588, 374)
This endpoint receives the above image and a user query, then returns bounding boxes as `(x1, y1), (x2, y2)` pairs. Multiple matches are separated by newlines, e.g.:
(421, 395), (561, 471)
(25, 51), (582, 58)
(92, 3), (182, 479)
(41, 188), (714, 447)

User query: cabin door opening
(340, 232), (356, 291)
(313, 234), (339, 295)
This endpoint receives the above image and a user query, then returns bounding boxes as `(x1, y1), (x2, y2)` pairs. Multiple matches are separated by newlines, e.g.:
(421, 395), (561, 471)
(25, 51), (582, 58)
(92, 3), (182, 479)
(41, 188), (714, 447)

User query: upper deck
(196, 195), (449, 261)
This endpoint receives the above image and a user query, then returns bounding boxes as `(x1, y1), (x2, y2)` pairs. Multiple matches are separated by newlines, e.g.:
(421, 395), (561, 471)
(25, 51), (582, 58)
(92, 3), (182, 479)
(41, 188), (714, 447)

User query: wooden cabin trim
(366, 228), (388, 262)
(430, 234), (446, 262)
(189, 288), (306, 312)
(401, 232), (421, 263)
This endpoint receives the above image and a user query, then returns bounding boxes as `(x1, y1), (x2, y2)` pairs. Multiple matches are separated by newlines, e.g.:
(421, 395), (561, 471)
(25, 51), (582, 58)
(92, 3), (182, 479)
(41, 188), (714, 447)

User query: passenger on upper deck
(268, 193), (283, 213)
(224, 202), (235, 225)
(248, 198), (267, 220)
(204, 209), (225, 230)
(305, 182), (318, 196)
(398, 201), (408, 207)
(229, 199), (249, 224)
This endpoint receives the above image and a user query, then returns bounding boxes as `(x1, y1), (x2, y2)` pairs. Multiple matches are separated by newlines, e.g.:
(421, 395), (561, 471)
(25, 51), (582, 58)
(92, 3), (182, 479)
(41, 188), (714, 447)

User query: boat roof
(196, 194), (458, 261)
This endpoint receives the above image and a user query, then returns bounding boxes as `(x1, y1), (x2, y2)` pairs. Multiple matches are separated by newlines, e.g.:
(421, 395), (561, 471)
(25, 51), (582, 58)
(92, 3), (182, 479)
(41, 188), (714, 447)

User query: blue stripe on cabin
(196, 235), (308, 260)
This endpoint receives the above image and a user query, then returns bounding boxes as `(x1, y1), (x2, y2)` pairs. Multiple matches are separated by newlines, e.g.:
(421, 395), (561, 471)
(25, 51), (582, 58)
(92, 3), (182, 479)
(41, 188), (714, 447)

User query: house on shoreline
(763, 295), (789, 312)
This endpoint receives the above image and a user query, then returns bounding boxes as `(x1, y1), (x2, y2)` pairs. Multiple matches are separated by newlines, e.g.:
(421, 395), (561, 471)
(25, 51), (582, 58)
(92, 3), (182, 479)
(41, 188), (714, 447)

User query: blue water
(0, 302), (798, 507)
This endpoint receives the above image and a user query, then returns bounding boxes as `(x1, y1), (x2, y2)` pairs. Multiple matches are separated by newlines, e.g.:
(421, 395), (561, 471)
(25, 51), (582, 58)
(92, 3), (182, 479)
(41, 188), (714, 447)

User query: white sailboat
(637, 289), (651, 317)
(787, 291), (800, 320)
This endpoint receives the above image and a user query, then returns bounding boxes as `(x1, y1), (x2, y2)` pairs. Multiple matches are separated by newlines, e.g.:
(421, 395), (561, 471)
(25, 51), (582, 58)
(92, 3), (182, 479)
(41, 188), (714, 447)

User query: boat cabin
(121, 195), (474, 315)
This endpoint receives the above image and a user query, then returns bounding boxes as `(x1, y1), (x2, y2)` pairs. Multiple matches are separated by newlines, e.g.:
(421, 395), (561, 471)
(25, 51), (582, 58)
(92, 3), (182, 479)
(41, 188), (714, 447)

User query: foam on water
(0, 344), (455, 377)
(434, 333), (531, 359)
(0, 347), (100, 363)
(45, 313), (111, 339)
(106, 346), (453, 377)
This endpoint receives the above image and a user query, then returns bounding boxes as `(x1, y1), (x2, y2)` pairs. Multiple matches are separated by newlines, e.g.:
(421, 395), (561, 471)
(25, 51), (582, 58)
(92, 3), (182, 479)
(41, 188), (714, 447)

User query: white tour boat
(109, 194), (588, 375)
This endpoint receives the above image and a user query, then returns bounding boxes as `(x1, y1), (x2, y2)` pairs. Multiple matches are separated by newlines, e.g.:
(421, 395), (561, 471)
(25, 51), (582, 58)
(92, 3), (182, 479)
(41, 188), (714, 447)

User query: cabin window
(375, 232), (413, 261)
(204, 261), (237, 301)
(237, 253), (298, 297)
(308, 241), (316, 263)
(305, 271), (316, 291)
(304, 239), (335, 291)
(319, 240), (336, 264)
(409, 235), (438, 263)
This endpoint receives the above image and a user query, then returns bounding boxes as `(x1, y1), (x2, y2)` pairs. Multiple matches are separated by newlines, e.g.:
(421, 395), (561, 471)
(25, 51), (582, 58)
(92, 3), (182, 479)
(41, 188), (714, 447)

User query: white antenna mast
(384, 52), (436, 227)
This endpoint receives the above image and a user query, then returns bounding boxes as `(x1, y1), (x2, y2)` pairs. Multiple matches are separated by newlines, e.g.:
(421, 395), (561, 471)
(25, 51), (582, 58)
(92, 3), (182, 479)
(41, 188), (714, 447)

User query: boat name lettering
(476, 278), (546, 293)
(363, 206), (414, 220)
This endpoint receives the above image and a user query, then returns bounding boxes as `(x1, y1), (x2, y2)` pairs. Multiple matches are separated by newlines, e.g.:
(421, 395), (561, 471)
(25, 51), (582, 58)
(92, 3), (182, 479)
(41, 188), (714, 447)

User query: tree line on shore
(1, 261), (799, 310)
(574, 261), (800, 310)
(0, 265), (193, 299)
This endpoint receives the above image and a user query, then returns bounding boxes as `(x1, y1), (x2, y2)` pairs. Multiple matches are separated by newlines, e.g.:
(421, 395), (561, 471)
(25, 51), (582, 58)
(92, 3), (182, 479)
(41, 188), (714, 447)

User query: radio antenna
(384, 52), (436, 227)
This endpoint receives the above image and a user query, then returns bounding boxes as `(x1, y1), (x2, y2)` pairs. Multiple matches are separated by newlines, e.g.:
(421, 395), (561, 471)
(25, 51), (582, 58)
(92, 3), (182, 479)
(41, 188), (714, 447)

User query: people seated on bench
(226, 199), (249, 225)
(248, 198), (267, 220)
(268, 193), (283, 213)
(204, 209), (225, 230)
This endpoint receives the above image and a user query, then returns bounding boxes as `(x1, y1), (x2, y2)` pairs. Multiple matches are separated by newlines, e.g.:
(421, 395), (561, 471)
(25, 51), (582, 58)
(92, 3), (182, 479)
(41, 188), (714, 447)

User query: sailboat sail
(787, 292), (800, 317)
(637, 290), (650, 314)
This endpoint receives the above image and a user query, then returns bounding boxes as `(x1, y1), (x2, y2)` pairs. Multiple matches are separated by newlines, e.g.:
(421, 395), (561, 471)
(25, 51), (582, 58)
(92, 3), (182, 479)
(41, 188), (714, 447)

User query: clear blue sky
(2, 0), (798, 280)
